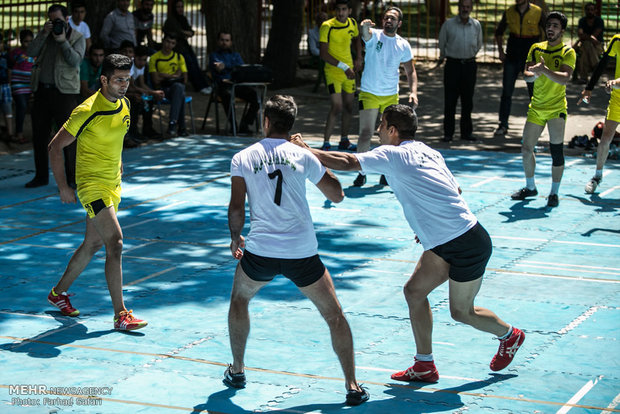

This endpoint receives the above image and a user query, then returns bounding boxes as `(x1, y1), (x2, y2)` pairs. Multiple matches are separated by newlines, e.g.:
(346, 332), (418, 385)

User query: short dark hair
(48, 4), (69, 18)
(135, 45), (149, 57)
(217, 30), (232, 40)
(546, 11), (568, 30)
(101, 54), (132, 79)
(70, 0), (86, 11)
(119, 40), (135, 51)
(264, 95), (297, 135)
(19, 29), (33, 42)
(335, 0), (350, 7)
(382, 104), (418, 139)
(384, 6), (403, 22)
(89, 40), (105, 55)
(163, 32), (177, 41)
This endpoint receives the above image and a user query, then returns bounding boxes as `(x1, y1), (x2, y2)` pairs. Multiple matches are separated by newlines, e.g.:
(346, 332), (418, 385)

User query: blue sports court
(0, 135), (618, 413)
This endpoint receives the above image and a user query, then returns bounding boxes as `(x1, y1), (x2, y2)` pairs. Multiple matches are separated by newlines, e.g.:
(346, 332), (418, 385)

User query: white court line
(602, 392), (620, 414)
(556, 375), (603, 414)
(471, 176), (500, 188)
(600, 186), (620, 197)
(138, 200), (188, 216)
(515, 263), (620, 276)
(0, 311), (56, 319)
(122, 218), (158, 230)
(459, 174), (523, 182)
(121, 183), (149, 194)
(356, 366), (478, 382)
(492, 235), (620, 248)
(124, 266), (176, 286)
(521, 260), (620, 272)
(494, 270), (620, 284)
(565, 159), (582, 167)
(310, 206), (362, 213)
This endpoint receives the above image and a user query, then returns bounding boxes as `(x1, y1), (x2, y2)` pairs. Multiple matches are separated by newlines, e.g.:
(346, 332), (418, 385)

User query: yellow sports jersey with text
(148, 50), (187, 75)
(528, 41), (576, 111)
(319, 17), (359, 68)
(63, 90), (130, 198)
(605, 34), (620, 100)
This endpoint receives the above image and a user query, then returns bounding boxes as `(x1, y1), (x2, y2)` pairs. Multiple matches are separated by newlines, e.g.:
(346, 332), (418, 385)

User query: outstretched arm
(290, 133), (361, 171)
(315, 170), (344, 203)
(228, 176), (247, 259)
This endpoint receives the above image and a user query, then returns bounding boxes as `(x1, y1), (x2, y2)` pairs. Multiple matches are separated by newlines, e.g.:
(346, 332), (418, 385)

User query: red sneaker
(114, 310), (148, 331)
(490, 327), (525, 371)
(47, 288), (80, 316)
(391, 359), (439, 383)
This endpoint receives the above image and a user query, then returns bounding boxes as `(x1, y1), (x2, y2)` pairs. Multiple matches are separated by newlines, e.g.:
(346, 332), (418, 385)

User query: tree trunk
(263, 0), (304, 88)
(83, 0), (116, 45)
(204, 0), (260, 63)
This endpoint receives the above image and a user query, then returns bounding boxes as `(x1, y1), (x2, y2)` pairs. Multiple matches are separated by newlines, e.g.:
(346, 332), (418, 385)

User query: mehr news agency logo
(9, 384), (113, 407)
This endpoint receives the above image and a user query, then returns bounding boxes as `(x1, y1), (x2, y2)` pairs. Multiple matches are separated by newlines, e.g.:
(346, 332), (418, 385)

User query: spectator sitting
(573, 2), (604, 83)
(119, 39), (135, 60)
(148, 32), (189, 137)
(0, 34), (13, 141)
(163, 0), (211, 95)
(8, 29), (34, 144)
(68, 0), (91, 51)
(79, 41), (104, 100)
(133, 0), (156, 51)
(101, 0), (136, 51)
(208, 30), (259, 134)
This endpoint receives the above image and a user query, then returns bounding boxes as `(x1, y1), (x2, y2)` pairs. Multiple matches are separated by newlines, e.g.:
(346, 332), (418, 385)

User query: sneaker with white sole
(345, 386), (369, 406)
(494, 125), (508, 136)
(223, 365), (246, 388)
(585, 176), (601, 194)
(391, 358), (439, 383)
(48, 288), (80, 316)
(114, 310), (147, 331)
(490, 327), (525, 371)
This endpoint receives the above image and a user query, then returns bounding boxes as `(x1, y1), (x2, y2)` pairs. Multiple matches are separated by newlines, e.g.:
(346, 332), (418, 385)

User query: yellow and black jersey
(319, 17), (359, 68)
(63, 90), (130, 194)
(528, 41), (576, 111)
(148, 50), (187, 75)
(605, 34), (620, 100)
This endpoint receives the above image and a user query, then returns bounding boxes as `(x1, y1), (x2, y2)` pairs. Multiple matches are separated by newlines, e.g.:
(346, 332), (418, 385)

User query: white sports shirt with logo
(361, 28), (413, 96)
(230, 138), (327, 259)
(355, 141), (477, 250)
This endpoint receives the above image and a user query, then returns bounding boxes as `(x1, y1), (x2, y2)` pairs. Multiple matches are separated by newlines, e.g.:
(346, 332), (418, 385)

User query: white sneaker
(200, 86), (213, 95)
(585, 177), (601, 194)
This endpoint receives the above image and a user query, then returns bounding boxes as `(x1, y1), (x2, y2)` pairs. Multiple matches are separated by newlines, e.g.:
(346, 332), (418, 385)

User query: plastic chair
(156, 95), (195, 135)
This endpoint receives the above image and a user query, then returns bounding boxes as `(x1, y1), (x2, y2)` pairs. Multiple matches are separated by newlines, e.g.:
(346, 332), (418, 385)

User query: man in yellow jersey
(47, 54), (147, 331)
(494, 0), (544, 137)
(318, 0), (361, 151)
(511, 11), (575, 208)
(578, 34), (620, 194)
(149, 32), (189, 137)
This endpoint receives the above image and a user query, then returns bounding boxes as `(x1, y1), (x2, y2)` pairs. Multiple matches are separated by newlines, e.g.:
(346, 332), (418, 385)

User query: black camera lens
(52, 19), (65, 35)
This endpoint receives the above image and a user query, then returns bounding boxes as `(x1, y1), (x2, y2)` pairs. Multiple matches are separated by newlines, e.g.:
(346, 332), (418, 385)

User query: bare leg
(341, 92), (354, 139)
(403, 250), (450, 355)
(300, 269), (360, 392)
(596, 119), (619, 171)
(55, 215), (104, 293)
(228, 264), (267, 374)
(521, 121), (545, 180)
(357, 108), (378, 153)
(547, 117), (566, 184)
(324, 93), (343, 144)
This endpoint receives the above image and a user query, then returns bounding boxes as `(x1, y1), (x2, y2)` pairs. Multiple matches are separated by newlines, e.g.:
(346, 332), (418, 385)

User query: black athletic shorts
(431, 222), (492, 282)
(240, 250), (326, 288)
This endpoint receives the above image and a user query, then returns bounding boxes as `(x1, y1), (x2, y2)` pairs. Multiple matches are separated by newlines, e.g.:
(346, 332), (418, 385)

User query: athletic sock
(525, 177), (536, 190)
(550, 181), (561, 195)
(498, 325), (513, 340)
(415, 353), (434, 362)
(594, 169), (603, 179)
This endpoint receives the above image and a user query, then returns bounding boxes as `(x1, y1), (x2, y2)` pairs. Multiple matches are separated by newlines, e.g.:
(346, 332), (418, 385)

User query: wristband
(336, 61), (350, 72)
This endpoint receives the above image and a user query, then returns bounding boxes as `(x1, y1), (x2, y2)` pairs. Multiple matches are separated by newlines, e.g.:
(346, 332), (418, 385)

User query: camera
(51, 18), (65, 36)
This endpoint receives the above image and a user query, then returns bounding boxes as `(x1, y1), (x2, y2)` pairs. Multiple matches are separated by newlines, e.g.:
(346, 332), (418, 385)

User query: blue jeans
(163, 82), (186, 128)
(498, 59), (534, 128)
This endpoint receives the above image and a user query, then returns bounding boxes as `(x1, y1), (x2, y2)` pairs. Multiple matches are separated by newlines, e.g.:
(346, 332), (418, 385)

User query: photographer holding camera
(25, 3), (85, 188)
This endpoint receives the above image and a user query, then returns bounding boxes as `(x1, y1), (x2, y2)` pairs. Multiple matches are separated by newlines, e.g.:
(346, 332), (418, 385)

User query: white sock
(594, 169), (603, 179)
(498, 325), (513, 340)
(415, 353), (433, 362)
(526, 177), (536, 190)
(550, 181), (561, 195)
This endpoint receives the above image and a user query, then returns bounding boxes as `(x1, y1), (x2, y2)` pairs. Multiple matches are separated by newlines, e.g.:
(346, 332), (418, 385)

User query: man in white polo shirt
(225, 95), (369, 406)
(354, 6), (418, 187)
(292, 104), (525, 382)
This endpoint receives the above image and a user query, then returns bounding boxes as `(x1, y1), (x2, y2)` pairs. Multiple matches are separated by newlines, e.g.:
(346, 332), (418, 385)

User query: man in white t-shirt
(292, 104), (525, 382)
(69, 0), (91, 51)
(225, 95), (369, 406)
(354, 7), (418, 187)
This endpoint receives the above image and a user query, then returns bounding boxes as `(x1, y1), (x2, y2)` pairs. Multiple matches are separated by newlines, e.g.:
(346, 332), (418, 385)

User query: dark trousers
(13, 93), (29, 135)
(31, 86), (78, 183)
(499, 59), (534, 128)
(444, 58), (477, 139)
(182, 50), (209, 92)
(162, 82), (186, 128)
(128, 95), (154, 135)
(217, 84), (259, 128)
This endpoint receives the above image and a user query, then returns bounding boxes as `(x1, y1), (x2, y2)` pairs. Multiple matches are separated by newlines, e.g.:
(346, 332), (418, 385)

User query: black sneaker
(511, 187), (538, 200)
(353, 173), (366, 187)
(379, 175), (388, 186)
(178, 128), (190, 137)
(25, 177), (48, 188)
(345, 386), (369, 406)
(167, 122), (178, 137)
(223, 365), (246, 388)
(547, 193), (559, 207)
(338, 137), (357, 151)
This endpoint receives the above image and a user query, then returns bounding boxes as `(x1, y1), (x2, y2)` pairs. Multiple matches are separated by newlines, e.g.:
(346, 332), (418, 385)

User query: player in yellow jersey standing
(578, 34), (620, 194)
(318, 0), (362, 151)
(511, 11), (575, 208)
(47, 54), (147, 331)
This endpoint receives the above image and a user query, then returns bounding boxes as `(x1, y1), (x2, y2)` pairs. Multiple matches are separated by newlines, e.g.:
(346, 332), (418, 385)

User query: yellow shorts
(606, 92), (620, 123)
(358, 91), (399, 113)
(526, 106), (567, 126)
(79, 184), (121, 219)
(324, 65), (355, 94)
